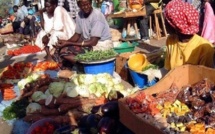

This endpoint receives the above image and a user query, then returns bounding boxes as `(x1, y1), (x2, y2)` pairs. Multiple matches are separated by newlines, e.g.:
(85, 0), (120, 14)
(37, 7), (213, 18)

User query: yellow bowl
(130, 4), (142, 10)
(128, 53), (149, 72)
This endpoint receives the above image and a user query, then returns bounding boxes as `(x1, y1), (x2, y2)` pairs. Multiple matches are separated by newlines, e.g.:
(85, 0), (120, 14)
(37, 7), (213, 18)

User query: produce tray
(118, 65), (215, 134)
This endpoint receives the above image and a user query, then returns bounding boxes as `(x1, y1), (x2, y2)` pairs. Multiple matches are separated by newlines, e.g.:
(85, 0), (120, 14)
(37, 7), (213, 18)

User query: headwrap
(164, 0), (199, 35)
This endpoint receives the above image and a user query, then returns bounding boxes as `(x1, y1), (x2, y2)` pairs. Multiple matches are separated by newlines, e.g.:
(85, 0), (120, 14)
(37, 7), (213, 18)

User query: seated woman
(35, 0), (76, 60)
(164, 0), (214, 71)
(55, 0), (113, 66)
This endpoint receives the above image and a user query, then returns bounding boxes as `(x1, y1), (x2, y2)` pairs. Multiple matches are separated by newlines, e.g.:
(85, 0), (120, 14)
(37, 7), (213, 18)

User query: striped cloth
(58, 0), (79, 18)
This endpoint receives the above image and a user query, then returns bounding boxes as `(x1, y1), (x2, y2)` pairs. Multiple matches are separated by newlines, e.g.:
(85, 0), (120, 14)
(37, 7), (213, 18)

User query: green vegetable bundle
(3, 98), (29, 120)
(75, 49), (118, 62)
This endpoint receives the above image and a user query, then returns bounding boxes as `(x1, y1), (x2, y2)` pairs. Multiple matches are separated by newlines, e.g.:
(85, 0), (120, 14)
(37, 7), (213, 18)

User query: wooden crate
(119, 65), (215, 134)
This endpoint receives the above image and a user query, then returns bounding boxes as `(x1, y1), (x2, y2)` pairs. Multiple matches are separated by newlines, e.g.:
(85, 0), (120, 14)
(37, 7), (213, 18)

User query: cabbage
(72, 76), (79, 86)
(120, 87), (139, 97)
(113, 83), (124, 91)
(83, 74), (96, 85)
(78, 74), (86, 85)
(64, 82), (78, 97)
(45, 90), (51, 96)
(31, 91), (46, 102)
(108, 90), (118, 100)
(17, 73), (40, 90)
(17, 78), (32, 90)
(48, 81), (65, 97)
(96, 73), (113, 85)
(30, 73), (40, 81)
(89, 82), (107, 98)
(26, 103), (41, 114)
(75, 85), (90, 97)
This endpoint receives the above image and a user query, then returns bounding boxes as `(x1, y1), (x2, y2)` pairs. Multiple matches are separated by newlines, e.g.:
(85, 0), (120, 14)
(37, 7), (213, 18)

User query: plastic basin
(125, 64), (157, 89)
(114, 42), (139, 54)
(81, 58), (116, 75)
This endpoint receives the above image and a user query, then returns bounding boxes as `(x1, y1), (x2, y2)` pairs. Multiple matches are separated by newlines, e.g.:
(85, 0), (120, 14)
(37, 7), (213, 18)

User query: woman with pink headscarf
(201, 0), (215, 44)
(164, 0), (214, 70)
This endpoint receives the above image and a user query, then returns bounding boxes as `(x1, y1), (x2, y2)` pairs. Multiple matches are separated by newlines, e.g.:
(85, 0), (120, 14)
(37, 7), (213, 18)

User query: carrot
(95, 96), (107, 105)
(1, 84), (17, 100)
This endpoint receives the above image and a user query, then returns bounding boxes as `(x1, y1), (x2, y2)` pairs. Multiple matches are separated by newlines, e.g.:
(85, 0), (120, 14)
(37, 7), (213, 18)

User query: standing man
(58, 0), (79, 19)
(138, 0), (162, 42)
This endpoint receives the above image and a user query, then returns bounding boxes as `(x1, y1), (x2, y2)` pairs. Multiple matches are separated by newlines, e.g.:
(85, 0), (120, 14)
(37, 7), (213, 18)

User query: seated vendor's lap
(93, 40), (113, 51)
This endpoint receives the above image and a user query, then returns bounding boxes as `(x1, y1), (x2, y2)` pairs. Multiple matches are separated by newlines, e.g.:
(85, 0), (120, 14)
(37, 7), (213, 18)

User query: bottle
(122, 28), (127, 39)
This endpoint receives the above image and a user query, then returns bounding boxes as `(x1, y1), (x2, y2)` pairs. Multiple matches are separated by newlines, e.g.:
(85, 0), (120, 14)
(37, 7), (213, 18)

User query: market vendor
(55, 0), (113, 66)
(164, 0), (214, 70)
(35, 0), (76, 60)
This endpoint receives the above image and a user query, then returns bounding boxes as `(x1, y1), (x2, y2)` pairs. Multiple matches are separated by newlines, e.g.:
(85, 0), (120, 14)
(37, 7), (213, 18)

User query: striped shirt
(58, 0), (79, 18)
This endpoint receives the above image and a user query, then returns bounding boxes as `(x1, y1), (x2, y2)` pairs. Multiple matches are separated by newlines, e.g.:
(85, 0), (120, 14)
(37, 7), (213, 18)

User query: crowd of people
(0, 0), (215, 72)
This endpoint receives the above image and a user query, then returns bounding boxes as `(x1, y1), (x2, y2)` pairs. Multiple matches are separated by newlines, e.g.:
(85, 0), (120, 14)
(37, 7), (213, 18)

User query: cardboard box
(115, 51), (140, 81)
(119, 65), (215, 134)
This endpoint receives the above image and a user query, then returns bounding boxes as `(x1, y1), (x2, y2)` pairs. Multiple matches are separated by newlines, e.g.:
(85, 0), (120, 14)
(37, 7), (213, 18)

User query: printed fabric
(58, 0), (79, 18)
(164, 0), (199, 35)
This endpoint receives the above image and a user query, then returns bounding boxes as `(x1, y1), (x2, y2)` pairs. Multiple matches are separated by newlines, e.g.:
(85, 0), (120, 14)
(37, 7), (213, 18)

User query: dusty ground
(0, 35), (167, 134)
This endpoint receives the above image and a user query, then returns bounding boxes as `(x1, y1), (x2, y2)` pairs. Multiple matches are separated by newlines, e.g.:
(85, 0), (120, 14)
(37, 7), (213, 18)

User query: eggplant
(98, 117), (117, 134)
(54, 125), (77, 134)
(101, 101), (119, 119)
(78, 115), (89, 128)
(86, 114), (102, 134)
(78, 127), (90, 134)
(91, 105), (101, 114)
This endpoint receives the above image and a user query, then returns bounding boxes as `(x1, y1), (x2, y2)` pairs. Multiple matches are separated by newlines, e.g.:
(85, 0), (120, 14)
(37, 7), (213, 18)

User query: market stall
(0, 39), (146, 134)
(119, 65), (215, 134)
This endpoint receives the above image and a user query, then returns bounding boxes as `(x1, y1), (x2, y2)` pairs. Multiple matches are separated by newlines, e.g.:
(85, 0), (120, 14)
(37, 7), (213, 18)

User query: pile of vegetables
(75, 49), (118, 62)
(0, 61), (59, 81)
(0, 83), (17, 100)
(126, 79), (215, 134)
(1, 72), (138, 127)
(71, 101), (133, 134)
(2, 98), (29, 120)
(7, 45), (41, 56)
(71, 73), (138, 99)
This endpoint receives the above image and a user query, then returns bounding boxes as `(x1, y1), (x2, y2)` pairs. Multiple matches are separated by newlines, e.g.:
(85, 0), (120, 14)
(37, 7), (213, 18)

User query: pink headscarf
(201, 2), (215, 43)
(164, 0), (199, 35)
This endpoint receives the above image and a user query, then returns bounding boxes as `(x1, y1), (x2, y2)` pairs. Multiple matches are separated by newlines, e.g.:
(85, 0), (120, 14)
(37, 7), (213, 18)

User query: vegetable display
(0, 83), (17, 100)
(75, 49), (118, 62)
(126, 79), (215, 134)
(0, 61), (59, 81)
(2, 98), (29, 120)
(7, 45), (41, 56)
(0, 61), (137, 134)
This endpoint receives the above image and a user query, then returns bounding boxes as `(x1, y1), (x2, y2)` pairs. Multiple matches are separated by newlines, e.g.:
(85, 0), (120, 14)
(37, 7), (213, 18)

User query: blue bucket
(83, 59), (115, 75)
(125, 64), (157, 89)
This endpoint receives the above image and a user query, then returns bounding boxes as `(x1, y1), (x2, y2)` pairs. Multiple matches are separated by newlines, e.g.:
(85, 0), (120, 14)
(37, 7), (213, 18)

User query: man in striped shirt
(58, 0), (79, 19)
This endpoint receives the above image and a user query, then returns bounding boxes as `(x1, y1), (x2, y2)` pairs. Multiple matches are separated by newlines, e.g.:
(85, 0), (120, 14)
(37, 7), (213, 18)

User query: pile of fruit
(126, 79), (215, 134)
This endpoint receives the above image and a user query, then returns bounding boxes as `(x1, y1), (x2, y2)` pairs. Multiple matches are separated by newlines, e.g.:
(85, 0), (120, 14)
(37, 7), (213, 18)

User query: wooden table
(108, 8), (146, 41)
(108, 9), (146, 18)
